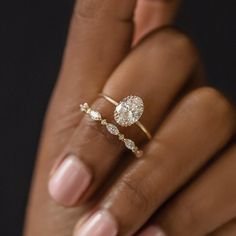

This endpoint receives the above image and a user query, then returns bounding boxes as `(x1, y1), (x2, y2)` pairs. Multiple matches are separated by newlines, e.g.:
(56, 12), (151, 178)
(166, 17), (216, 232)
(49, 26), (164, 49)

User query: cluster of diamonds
(114, 95), (144, 127)
(80, 103), (143, 158)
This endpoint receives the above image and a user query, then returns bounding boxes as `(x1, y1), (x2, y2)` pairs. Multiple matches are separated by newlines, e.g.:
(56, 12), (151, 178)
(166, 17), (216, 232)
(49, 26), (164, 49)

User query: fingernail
(138, 226), (166, 236)
(48, 155), (91, 206)
(74, 210), (118, 236)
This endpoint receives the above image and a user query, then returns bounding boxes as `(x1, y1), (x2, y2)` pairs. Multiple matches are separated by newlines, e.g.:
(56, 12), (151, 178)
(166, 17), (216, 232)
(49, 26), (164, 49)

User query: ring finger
(48, 28), (199, 206)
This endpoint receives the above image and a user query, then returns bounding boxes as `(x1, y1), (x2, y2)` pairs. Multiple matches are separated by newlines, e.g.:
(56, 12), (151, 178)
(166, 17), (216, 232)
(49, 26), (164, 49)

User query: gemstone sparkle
(124, 139), (136, 150)
(106, 123), (119, 135)
(114, 96), (144, 127)
(80, 102), (143, 157)
(89, 110), (102, 121)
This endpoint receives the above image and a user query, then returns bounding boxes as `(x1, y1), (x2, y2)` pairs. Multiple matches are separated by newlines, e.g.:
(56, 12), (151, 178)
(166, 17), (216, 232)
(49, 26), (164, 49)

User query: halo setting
(114, 96), (144, 127)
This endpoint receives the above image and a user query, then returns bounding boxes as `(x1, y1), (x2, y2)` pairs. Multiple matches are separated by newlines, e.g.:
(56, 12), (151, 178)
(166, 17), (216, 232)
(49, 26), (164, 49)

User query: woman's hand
(24, 1), (236, 236)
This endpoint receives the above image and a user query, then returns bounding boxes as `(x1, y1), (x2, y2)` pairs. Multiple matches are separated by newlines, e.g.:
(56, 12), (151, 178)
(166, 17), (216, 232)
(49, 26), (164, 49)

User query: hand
(24, 1), (236, 236)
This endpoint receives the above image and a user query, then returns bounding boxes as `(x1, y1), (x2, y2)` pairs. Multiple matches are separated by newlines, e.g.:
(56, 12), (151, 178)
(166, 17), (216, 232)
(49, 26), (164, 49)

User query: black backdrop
(0, 0), (235, 235)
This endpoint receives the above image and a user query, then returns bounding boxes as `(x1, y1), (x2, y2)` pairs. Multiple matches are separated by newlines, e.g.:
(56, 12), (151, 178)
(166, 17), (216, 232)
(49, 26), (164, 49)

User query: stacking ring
(80, 103), (143, 158)
(98, 93), (152, 140)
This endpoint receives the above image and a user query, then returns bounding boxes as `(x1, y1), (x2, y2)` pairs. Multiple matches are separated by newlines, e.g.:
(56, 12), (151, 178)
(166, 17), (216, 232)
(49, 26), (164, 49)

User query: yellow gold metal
(80, 103), (143, 158)
(98, 93), (152, 140)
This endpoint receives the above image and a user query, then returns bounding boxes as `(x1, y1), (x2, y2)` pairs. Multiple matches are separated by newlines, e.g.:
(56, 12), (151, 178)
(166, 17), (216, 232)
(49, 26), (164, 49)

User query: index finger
(48, 0), (138, 132)
(42, 0), (139, 170)
(24, 0), (138, 235)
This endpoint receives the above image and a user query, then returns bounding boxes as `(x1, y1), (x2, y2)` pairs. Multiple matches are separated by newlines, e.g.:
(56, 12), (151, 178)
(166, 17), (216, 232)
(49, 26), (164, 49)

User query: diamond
(118, 134), (125, 140)
(106, 123), (119, 135)
(124, 139), (136, 150)
(101, 119), (107, 125)
(89, 110), (102, 120)
(80, 103), (89, 112)
(114, 96), (144, 127)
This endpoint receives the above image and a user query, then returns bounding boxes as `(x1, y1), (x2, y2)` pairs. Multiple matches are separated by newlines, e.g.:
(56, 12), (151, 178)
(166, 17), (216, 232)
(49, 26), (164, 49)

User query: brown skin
(24, 0), (236, 236)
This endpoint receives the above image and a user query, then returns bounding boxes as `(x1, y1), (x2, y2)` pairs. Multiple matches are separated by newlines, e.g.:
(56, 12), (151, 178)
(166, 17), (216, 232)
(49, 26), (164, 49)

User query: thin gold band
(80, 103), (143, 158)
(98, 93), (152, 140)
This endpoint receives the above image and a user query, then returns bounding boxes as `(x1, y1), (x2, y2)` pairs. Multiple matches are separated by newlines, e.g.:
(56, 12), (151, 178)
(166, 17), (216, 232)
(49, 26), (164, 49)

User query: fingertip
(138, 225), (166, 236)
(48, 155), (92, 206)
(74, 210), (118, 236)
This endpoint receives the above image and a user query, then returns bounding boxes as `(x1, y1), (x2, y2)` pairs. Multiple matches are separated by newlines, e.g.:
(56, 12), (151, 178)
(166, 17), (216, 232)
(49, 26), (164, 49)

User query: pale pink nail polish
(138, 226), (166, 236)
(74, 211), (118, 236)
(48, 155), (91, 206)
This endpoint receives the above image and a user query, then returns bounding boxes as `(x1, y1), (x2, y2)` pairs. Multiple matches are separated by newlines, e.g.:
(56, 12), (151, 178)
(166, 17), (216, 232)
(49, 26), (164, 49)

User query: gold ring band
(80, 103), (143, 158)
(98, 93), (152, 140)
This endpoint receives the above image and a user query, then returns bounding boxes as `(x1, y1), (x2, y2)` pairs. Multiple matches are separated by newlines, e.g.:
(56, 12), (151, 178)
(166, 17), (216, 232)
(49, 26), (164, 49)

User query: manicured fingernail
(138, 226), (166, 236)
(48, 155), (91, 206)
(74, 210), (118, 236)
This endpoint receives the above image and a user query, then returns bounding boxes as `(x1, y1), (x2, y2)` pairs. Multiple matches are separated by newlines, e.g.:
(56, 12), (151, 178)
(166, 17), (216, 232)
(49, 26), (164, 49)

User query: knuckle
(141, 27), (200, 68)
(119, 176), (152, 214)
(159, 196), (204, 235)
(183, 87), (236, 132)
(194, 87), (234, 118)
(150, 27), (197, 54)
(186, 87), (221, 108)
(196, 86), (226, 103)
(161, 28), (194, 49)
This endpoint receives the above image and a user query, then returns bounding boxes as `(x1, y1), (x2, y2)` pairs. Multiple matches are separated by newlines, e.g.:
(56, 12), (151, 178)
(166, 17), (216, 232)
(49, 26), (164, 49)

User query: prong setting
(114, 96), (144, 127)
(80, 103), (143, 157)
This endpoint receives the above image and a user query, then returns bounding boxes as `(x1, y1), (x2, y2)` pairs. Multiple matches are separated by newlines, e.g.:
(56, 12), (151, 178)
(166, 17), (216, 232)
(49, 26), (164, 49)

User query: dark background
(0, 0), (235, 235)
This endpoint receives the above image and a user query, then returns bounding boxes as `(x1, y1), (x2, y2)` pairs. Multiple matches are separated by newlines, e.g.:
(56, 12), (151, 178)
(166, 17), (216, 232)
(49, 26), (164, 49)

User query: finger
(48, 28), (199, 207)
(133, 0), (181, 44)
(138, 142), (236, 236)
(39, 0), (139, 177)
(45, 0), (138, 155)
(208, 218), (236, 236)
(73, 87), (235, 236)
(24, 0), (138, 235)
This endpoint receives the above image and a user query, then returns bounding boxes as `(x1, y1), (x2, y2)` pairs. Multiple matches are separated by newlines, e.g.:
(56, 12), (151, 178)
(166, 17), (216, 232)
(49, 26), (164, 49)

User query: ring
(80, 103), (143, 158)
(98, 93), (152, 140)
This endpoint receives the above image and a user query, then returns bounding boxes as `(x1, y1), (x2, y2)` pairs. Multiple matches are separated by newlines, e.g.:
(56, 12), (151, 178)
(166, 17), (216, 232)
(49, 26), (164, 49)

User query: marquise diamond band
(98, 93), (152, 140)
(80, 103), (143, 158)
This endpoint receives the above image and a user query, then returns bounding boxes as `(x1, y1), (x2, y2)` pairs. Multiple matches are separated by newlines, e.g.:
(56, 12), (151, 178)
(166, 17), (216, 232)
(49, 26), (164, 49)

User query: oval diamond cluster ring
(80, 94), (151, 157)
(99, 93), (151, 140)
(80, 103), (143, 158)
